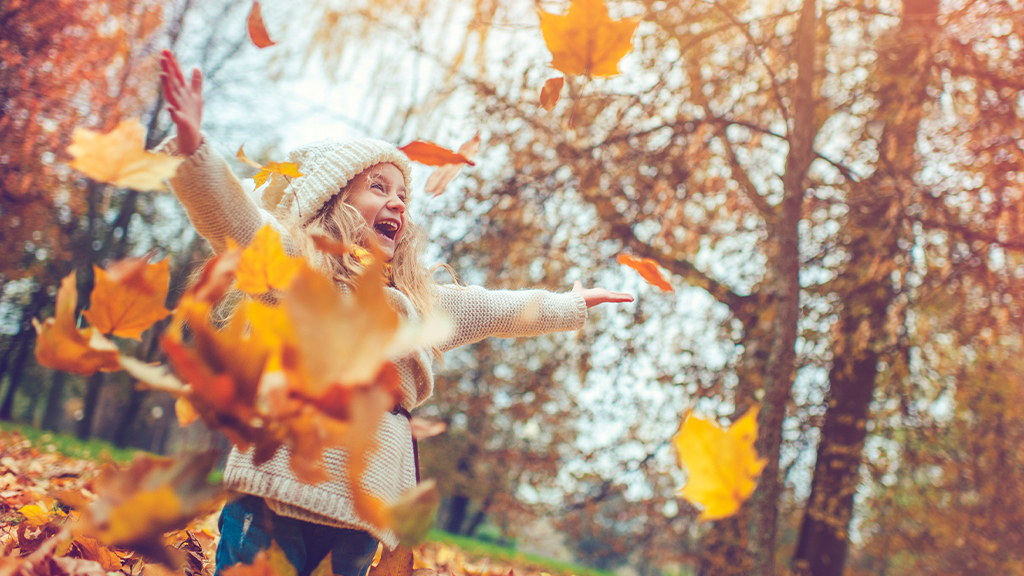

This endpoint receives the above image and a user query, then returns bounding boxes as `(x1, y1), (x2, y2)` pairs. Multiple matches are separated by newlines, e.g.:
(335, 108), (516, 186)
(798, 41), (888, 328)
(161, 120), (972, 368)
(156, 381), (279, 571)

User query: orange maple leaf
(540, 77), (565, 110)
(235, 225), (303, 295)
(33, 273), (121, 376)
(538, 0), (640, 77)
(424, 134), (481, 196)
(237, 145), (303, 188)
(83, 257), (171, 339)
(617, 253), (673, 292)
(67, 119), (184, 191)
(398, 141), (476, 167)
(246, 1), (277, 49)
(673, 406), (767, 521)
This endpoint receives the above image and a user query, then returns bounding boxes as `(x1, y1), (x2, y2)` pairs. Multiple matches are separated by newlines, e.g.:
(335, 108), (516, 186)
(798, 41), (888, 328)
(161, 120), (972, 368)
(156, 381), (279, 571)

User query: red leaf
(247, 2), (276, 49)
(398, 141), (475, 167)
(424, 134), (481, 196)
(540, 77), (564, 111)
(617, 253), (673, 292)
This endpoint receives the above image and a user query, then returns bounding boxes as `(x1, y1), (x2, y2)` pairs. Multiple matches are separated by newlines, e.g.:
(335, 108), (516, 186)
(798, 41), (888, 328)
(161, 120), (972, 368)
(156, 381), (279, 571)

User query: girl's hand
(159, 50), (203, 157)
(572, 281), (634, 308)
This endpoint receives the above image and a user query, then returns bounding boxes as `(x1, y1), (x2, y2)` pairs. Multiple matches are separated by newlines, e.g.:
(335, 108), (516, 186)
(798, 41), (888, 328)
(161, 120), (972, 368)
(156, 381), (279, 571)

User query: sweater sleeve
(157, 135), (296, 254)
(434, 285), (588, 352)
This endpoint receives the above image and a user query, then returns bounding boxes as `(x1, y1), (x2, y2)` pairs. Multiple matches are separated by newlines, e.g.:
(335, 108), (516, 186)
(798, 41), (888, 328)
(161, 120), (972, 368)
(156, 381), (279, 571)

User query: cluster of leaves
(30, 221), (449, 540)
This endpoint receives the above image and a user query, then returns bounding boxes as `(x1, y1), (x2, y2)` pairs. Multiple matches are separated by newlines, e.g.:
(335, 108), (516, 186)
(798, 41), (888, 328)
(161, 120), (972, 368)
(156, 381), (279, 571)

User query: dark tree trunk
(445, 494), (470, 534)
(114, 386), (148, 448)
(791, 1), (938, 574)
(77, 372), (105, 440)
(41, 370), (67, 431)
(0, 329), (33, 421)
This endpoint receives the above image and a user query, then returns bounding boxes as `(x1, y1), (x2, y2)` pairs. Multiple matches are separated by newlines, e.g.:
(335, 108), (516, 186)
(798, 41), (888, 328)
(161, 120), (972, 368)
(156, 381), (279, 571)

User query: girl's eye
(371, 183), (385, 192)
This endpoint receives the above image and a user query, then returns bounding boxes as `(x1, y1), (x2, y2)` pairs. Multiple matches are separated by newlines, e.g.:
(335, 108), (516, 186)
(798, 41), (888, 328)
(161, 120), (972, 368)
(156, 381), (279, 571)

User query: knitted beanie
(259, 138), (413, 223)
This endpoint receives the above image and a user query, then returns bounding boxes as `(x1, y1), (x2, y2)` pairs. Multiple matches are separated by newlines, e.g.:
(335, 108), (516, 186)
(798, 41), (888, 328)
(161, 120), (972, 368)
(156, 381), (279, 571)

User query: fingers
(190, 68), (203, 93)
(573, 281), (583, 291)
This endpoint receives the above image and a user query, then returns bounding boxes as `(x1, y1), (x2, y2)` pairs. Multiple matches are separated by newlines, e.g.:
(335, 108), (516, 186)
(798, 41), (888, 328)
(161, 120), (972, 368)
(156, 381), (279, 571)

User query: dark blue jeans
(215, 495), (379, 576)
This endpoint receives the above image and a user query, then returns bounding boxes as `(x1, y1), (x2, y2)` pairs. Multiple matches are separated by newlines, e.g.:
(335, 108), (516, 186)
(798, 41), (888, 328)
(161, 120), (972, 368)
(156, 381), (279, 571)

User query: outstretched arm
(159, 50), (203, 157)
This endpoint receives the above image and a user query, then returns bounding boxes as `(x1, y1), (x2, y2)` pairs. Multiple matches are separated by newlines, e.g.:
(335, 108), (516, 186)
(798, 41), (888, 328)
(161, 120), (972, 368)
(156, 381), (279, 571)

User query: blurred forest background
(2, 0), (1023, 575)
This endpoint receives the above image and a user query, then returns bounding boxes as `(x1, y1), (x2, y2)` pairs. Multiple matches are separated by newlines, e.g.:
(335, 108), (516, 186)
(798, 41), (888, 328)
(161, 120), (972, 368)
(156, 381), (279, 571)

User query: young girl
(158, 50), (632, 576)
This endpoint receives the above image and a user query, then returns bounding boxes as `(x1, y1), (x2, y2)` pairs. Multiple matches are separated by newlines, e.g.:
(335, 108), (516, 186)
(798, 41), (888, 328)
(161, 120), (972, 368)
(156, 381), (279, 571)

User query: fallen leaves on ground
(399, 142), (476, 168)
(67, 120), (184, 192)
(237, 146), (303, 188)
(538, 0), (640, 78)
(32, 273), (121, 376)
(424, 135), (481, 196)
(616, 254), (673, 292)
(672, 406), (767, 521)
(246, 2), (277, 49)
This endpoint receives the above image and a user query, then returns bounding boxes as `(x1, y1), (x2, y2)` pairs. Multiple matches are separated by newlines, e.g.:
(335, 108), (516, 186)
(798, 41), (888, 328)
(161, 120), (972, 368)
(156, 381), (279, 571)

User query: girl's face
(344, 163), (407, 260)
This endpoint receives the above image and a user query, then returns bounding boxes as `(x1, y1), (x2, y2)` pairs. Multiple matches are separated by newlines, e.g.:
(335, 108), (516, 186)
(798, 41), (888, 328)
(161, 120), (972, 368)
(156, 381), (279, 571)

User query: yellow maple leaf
(673, 405), (767, 521)
(538, 0), (640, 77)
(67, 119), (184, 191)
(235, 225), (304, 294)
(237, 145), (304, 188)
(83, 257), (172, 339)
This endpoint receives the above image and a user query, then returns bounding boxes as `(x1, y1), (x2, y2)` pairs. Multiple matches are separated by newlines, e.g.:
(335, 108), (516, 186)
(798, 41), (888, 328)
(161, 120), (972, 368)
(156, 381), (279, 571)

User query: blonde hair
(289, 170), (437, 317)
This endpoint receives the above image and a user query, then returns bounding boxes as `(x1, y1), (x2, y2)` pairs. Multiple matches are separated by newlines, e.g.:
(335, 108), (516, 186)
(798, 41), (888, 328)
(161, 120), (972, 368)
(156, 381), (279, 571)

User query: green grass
(427, 529), (618, 576)
(0, 420), (140, 463)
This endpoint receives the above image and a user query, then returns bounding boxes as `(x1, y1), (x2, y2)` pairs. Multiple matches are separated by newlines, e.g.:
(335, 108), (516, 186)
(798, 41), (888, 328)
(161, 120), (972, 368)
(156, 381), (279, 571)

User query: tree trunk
(445, 494), (470, 534)
(41, 370), (67, 431)
(0, 329), (34, 421)
(749, 0), (818, 574)
(77, 371), (105, 440)
(791, 1), (938, 574)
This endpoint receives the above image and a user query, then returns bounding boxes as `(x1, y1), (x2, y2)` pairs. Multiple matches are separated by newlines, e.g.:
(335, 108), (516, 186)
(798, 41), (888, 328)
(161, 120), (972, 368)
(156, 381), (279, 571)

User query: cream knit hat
(259, 138), (413, 222)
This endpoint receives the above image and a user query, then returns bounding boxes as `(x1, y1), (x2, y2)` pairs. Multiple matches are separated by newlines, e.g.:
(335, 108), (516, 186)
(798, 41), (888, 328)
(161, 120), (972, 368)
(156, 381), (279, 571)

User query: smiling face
(342, 162), (408, 260)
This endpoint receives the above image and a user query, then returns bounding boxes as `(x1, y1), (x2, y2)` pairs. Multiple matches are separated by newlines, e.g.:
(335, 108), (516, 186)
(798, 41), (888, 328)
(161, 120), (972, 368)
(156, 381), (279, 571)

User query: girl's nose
(387, 195), (406, 213)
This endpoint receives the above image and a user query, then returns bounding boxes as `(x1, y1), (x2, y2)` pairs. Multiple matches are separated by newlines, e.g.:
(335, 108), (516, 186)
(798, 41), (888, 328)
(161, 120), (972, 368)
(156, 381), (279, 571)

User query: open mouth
(373, 218), (401, 242)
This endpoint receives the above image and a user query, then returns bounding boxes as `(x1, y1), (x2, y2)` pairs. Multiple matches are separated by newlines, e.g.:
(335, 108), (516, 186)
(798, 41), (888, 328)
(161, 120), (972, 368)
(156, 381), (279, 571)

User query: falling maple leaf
(82, 257), (171, 339)
(235, 225), (303, 294)
(67, 119), (184, 192)
(246, 1), (277, 49)
(33, 273), (121, 376)
(673, 406), (767, 521)
(540, 77), (564, 111)
(77, 451), (225, 566)
(538, 0), (640, 77)
(237, 145), (303, 188)
(386, 480), (441, 547)
(410, 418), (447, 440)
(424, 134), (481, 196)
(369, 546), (413, 576)
(399, 141), (476, 167)
(617, 253), (673, 292)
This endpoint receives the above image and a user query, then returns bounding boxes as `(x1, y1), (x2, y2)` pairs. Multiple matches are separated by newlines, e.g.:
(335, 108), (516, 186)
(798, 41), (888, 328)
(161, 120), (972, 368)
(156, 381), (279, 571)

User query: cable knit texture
(159, 135), (587, 549)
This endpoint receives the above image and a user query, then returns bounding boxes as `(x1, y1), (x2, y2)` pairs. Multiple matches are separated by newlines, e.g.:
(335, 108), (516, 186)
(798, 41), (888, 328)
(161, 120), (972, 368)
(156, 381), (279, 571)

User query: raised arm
(157, 51), (292, 254)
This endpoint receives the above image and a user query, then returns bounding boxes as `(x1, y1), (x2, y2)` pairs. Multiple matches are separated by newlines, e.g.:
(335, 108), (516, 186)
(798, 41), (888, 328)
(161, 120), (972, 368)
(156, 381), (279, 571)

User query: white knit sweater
(160, 136), (587, 548)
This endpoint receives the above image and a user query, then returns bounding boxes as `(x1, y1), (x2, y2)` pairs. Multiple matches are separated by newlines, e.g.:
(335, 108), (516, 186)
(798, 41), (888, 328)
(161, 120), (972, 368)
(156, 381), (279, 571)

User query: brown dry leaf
(235, 225), (303, 295)
(540, 77), (564, 111)
(82, 257), (171, 339)
(409, 418), (447, 441)
(616, 253), (673, 292)
(67, 120), (184, 192)
(424, 134), (481, 196)
(33, 273), (121, 376)
(65, 535), (125, 572)
(369, 546), (413, 576)
(78, 451), (225, 566)
(246, 2), (277, 49)
(673, 406), (767, 521)
(237, 146), (303, 188)
(538, 0), (640, 77)
(386, 480), (440, 547)
(398, 142), (476, 168)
